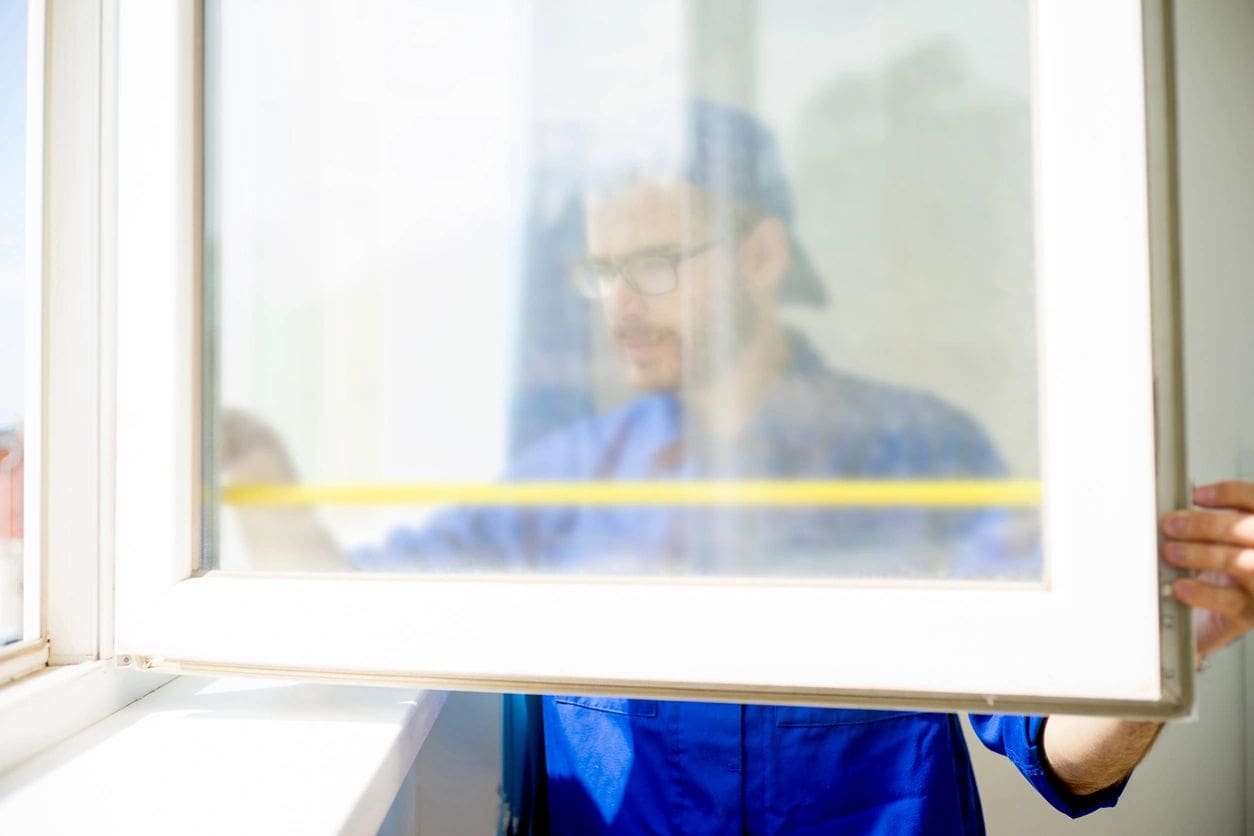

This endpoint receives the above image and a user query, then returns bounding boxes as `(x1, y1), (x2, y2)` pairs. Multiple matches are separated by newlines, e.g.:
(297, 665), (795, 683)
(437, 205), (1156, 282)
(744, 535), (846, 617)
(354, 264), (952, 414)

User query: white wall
(405, 692), (502, 836)
(973, 0), (1254, 832)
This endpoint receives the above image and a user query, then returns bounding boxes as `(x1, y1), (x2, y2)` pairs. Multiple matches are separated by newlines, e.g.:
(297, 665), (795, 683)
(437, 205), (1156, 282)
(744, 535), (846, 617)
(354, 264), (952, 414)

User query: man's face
(583, 182), (774, 392)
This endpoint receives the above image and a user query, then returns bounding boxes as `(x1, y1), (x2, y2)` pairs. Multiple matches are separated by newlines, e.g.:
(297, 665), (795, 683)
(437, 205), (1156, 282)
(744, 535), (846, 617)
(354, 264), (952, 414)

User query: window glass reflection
(209, 0), (1040, 580)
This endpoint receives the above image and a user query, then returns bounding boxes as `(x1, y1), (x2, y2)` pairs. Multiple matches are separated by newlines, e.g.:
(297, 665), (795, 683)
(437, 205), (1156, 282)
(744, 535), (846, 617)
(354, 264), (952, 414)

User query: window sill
(0, 674), (446, 834)
(0, 660), (172, 774)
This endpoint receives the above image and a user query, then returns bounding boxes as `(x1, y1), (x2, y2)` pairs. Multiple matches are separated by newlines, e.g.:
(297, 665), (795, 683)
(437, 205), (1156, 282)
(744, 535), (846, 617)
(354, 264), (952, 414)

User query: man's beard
(612, 281), (758, 392)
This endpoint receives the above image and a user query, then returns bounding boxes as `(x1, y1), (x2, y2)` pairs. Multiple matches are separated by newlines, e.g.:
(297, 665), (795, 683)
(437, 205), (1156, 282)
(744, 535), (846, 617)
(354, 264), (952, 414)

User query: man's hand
(220, 408), (298, 485)
(1042, 481), (1254, 798)
(1162, 481), (1254, 661)
(218, 408), (345, 571)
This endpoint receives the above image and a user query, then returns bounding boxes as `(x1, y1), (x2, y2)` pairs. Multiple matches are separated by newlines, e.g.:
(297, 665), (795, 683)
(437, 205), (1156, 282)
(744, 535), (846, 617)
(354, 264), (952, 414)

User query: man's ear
(738, 217), (791, 297)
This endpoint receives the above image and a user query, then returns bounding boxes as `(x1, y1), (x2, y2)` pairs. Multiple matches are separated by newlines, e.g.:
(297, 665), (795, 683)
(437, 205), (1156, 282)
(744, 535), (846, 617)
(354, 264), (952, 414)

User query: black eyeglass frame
(569, 238), (728, 299)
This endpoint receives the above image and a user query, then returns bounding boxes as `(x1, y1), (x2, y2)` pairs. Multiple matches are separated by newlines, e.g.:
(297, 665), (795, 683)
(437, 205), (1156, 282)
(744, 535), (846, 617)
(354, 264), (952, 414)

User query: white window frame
(0, 0), (111, 680)
(110, 0), (1192, 716)
(0, 0), (173, 775)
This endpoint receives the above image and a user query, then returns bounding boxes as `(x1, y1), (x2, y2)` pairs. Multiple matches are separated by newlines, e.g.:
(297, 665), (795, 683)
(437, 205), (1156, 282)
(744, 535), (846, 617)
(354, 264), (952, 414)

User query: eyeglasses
(570, 239), (724, 299)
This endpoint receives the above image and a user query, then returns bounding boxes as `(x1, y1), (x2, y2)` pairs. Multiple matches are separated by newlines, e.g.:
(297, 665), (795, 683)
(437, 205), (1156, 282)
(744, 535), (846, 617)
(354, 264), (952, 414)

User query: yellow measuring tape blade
(222, 479), (1042, 508)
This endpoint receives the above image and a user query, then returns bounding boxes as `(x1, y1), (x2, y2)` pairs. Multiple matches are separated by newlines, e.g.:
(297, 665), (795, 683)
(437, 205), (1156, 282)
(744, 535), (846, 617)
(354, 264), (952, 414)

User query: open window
(112, 0), (1191, 716)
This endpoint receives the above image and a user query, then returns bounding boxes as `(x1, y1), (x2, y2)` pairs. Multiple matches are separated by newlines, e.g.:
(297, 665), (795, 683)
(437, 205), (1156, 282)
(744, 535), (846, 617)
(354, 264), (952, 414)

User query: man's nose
(607, 274), (649, 317)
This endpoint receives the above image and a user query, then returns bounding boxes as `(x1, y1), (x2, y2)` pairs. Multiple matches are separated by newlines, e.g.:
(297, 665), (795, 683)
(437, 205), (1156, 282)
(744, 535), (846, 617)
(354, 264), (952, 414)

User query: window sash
(37, 0), (118, 666)
(112, 0), (1192, 716)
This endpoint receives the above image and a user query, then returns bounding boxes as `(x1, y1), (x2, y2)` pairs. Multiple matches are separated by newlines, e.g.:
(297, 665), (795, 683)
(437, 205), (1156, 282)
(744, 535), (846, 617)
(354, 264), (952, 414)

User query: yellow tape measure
(222, 479), (1042, 508)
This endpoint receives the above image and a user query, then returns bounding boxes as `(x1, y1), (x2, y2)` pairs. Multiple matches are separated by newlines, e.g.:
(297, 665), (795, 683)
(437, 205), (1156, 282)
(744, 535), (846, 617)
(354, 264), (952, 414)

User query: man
(224, 101), (1254, 833)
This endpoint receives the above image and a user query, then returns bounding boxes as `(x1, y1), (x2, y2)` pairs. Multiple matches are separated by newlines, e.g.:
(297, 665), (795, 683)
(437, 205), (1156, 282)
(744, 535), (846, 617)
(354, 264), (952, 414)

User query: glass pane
(0, 0), (26, 644)
(207, 0), (1041, 581)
